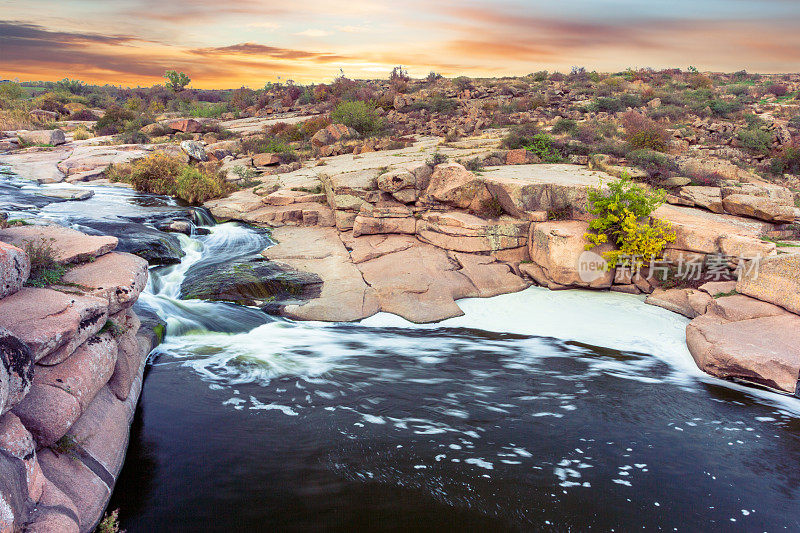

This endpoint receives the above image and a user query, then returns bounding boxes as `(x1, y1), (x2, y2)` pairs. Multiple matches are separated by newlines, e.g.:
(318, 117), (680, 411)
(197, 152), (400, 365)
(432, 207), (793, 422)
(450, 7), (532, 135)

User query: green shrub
(523, 133), (562, 162)
(330, 101), (384, 136)
(73, 126), (91, 141)
(164, 70), (191, 92)
(769, 144), (800, 175)
(458, 157), (484, 172)
(426, 152), (448, 166)
(708, 99), (742, 117)
(552, 118), (578, 135)
(108, 152), (232, 204)
(175, 166), (231, 204)
(584, 175), (675, 268)
(239, 134), (296, 157)
(590, 97), (623, 113)
(502, 123), (541, 149)
(93, 105), (137, 135)
(0, 82), (24, 101)
(626, 149), (678, 182)
(410, 96), (460, 115)
(738, 127), (772, 155)
(22, 237), (67, 287)
(622, 111), (669, 151)
(648, 105), (687, 121)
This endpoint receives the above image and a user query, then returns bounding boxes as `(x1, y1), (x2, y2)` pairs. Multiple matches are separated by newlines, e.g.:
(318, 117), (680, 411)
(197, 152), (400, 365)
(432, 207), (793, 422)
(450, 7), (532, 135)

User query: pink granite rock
(0, 327), (34, 415)
(0, 413), (44, 501)
(59, 252), (148, 315)
(35, 334), (118, 411)
(0, 288), (108, 365)
(686, 313), (800, 393)
(12, 384), (81, 446)
(38, 448), (111, 532)
(0, 225), (117, 265)
(0, 241), (29, 298)
(107, 312), (143, 401)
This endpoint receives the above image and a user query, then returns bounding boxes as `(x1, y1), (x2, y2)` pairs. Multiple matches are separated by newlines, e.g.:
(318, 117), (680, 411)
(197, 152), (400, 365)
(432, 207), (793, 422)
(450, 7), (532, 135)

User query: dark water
(109, 316), (800, 532)
(2, 171), (798, 532)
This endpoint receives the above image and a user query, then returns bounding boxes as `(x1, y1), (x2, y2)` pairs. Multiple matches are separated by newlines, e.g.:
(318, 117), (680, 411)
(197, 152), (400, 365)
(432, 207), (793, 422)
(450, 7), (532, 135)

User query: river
(3, 173), (800, 531)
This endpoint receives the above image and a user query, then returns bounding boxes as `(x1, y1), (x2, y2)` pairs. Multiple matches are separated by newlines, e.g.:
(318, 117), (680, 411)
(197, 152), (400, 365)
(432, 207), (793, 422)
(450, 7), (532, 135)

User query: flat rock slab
(0, 288), (108, 364)
(451, 252), (530, 298)
(0, 224), (117, 265)
(344, 233), (419, 264)
(480, 164), (615, 219)
(654, 204), (775, 255)
(417, 211), (529, 252)
(686, 313), (800, 393)
(0, 148), (71, 183)
(219, 114), (311, 135)
(242, 202), (335, 227)
(262, 227), (379, 322)
(737, 255), (800, 315)
(56, 145), (148, 176)
(33, 188), (94, 201)
(357, 242), (475, 323)
(60, 252), (149, 315)
(205, 188), (265, 220)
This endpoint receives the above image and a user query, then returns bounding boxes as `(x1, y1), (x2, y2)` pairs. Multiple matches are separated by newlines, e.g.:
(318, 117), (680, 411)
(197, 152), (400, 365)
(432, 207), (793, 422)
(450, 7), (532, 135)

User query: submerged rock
(75, 220), (184, 265)
(180, 255), (321, 308)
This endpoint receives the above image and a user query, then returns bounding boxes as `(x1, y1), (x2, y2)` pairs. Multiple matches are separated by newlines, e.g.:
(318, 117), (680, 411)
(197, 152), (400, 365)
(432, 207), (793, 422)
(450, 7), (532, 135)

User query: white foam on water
(360, 287), (698, 378)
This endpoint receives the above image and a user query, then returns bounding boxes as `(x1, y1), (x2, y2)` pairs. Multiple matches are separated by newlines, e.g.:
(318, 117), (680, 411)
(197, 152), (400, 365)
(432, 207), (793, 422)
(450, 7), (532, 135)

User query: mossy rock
(179, 255), (321, 307)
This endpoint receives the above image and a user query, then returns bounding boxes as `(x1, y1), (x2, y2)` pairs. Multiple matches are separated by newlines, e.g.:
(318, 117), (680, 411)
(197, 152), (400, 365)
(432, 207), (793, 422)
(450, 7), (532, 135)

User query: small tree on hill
(164, 70), (191, 92)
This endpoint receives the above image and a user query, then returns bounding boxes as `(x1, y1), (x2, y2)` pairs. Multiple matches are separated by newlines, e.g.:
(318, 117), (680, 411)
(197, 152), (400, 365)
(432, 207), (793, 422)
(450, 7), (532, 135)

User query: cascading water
(138, 222), (274, 336)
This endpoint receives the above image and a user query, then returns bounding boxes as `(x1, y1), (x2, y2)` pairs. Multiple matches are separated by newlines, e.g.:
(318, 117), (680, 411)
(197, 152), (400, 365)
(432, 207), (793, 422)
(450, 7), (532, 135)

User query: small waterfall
(191, 207), (217, 227)
(139, 222), (274, 337)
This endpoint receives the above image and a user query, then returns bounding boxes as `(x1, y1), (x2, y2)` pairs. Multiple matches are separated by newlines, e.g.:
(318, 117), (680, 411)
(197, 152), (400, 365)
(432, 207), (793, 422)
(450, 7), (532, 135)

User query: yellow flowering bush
(584, 175), (675, 268)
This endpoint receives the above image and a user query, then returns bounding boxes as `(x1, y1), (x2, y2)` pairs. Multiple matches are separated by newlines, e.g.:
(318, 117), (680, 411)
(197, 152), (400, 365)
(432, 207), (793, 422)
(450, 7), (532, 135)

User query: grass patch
(22, 237), (67, 287)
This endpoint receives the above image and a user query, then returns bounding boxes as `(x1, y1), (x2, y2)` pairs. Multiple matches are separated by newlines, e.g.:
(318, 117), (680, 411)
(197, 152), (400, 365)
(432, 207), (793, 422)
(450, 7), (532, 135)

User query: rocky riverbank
(1, 115), (799, 529)
(0, 224), (160, 532)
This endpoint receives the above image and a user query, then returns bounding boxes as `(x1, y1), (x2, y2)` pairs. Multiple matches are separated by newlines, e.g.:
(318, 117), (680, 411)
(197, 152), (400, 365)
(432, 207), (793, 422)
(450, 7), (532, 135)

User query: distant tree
(164, 70), (191, 92)
(390, 66), (410, 83)
(0, 81), (24, 100)
(56, 78), (86, 95)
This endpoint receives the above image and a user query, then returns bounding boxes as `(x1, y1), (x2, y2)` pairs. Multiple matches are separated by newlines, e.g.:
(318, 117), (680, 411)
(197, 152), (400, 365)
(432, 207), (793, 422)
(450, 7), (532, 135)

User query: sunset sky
(2, 0), (800, 88)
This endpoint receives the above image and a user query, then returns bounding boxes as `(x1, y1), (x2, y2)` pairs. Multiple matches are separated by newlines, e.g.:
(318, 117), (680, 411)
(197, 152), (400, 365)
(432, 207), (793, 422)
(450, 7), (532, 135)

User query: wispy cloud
(294, 29), (331, 37)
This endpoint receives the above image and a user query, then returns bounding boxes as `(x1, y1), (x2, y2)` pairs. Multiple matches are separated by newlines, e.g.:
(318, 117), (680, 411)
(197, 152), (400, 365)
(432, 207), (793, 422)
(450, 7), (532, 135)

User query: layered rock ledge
(0, 224), (158, 533)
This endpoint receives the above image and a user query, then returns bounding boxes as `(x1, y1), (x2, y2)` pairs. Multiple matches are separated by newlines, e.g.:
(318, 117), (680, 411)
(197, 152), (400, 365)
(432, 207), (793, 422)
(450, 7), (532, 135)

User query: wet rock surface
(180, 255), (322, 307)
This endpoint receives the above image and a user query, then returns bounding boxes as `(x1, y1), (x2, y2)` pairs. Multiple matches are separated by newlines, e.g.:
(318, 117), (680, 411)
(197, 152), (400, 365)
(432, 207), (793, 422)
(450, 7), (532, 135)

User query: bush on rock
(108, 152), (232, 205)
(584, 175), (675, 268)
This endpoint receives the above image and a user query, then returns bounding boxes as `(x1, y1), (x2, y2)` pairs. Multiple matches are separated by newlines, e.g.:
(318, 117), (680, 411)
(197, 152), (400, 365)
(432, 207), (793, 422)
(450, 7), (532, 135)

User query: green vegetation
(100, 319), (129, 338)
(622, 111), (669, 151)
(585, 175), (675, 268)
(713, 290), (739, 298)
(426, 152), (448, 167)
(330, 101), (384, 136)
(97, 509), (123, 533)
(626, 149), (678, 182)
(523, 133), (562, 162)
(164, 70), (191, 92)
(108, 152), (232, 205)
(22, 237), (67, 287)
